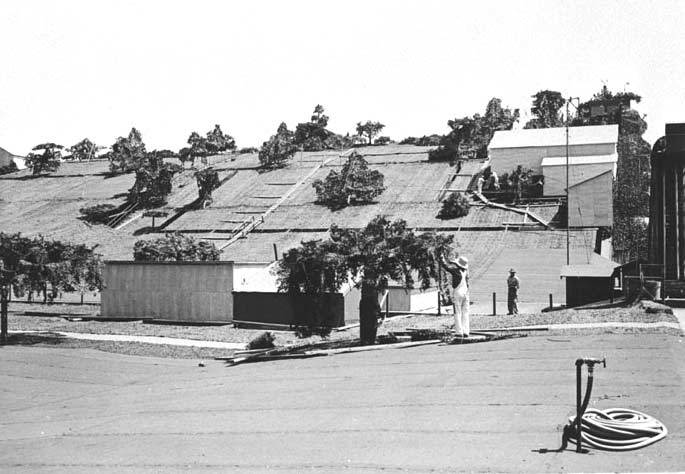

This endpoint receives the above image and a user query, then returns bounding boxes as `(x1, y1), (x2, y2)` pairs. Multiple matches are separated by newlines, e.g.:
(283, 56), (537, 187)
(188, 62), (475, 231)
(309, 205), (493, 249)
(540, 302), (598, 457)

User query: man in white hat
(438, 253), (470, 337)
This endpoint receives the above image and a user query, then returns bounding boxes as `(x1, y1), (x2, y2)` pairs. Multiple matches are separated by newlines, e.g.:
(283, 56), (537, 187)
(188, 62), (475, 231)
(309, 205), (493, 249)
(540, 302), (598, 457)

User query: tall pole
(566, 99), (570, 265)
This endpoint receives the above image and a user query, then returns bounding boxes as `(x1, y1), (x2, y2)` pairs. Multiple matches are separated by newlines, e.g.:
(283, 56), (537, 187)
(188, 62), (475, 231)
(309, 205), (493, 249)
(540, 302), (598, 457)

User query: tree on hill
(205, 124), (236, 154)
(374, 136), (392, 145)
(312, 152), (385, 210)
(429, 98), (519, 161)
(293, 105), (350, 151)
(25, 143), (63, 175)
(128, 152), (182, 208)
(276, 216), (455, 344)
(524, 90), (565, 129)
(195, 168), (220, 207)
(356, 121), (385, 145)
(179, 131), (208, 166)
(133, 233), (220, 262)
(259, 122), (298, 169)
(67, 138), (99, 161)
(108, 127), (147, 173)
(399, 135), (442, 146)
(437, 192), (471, 219)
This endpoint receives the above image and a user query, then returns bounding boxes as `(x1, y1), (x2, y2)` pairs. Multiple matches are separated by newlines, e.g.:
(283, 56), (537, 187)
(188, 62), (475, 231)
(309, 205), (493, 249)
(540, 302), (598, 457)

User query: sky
(1, 0), (684, 155)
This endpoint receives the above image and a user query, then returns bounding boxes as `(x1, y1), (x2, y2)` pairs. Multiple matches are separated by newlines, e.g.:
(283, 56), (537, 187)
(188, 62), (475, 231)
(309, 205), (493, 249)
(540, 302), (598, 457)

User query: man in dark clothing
(507, 268), (520, 315)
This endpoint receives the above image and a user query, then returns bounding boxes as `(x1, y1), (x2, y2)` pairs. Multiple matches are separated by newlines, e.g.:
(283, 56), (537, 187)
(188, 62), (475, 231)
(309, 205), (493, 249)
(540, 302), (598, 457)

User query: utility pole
(566, 97), (580, 265)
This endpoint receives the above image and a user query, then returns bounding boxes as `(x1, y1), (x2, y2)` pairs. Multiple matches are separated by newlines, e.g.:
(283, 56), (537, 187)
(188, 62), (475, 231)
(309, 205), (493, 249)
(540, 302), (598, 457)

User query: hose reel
(564, 357), (668, 452)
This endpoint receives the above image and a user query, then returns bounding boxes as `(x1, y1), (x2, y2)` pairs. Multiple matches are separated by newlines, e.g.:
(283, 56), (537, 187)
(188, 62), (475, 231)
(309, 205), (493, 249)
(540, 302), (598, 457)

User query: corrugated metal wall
(568, 172), (613, 227)
(101, 262), (234, 322)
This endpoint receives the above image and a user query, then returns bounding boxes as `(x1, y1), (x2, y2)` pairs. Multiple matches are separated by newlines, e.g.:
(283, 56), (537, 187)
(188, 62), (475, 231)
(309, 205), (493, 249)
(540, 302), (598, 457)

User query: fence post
(549, 293), (553, 310)
(492, 292), (496, 316)
(385, 292), (389, 319)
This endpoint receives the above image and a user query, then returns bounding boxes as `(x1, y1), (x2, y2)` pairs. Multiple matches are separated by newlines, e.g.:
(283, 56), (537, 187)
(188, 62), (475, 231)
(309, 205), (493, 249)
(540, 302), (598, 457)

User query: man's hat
(452, 256), (468, 270)
(509, 268), (516, 273)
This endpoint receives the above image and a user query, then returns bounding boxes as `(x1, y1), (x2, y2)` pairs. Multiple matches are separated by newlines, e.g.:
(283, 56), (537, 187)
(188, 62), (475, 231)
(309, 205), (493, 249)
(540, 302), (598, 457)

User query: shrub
(79, 203), (118, 224)
(247, 332), (276, 350)
(312, 152), (385, 210)
(437, 192), (471, 219)
(0, 161), (18, 175)
(238, 147), (259, 154)
(133, 233), (220, 262)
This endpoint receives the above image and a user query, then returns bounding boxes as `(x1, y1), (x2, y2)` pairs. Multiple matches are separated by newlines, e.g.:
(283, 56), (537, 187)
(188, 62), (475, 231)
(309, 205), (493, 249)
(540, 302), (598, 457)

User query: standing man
(507, 268), (520, 315)
(438, 253), (470, 337)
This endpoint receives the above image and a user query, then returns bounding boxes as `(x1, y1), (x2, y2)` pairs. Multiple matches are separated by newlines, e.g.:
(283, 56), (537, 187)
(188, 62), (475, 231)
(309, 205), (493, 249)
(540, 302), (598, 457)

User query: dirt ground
(6, 300), (678, 358)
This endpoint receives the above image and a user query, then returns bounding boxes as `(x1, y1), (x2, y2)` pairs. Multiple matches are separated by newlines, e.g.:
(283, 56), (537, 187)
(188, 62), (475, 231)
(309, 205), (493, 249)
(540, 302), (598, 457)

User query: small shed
(560, 255), (620, 307)
(101, 261), (234, 322)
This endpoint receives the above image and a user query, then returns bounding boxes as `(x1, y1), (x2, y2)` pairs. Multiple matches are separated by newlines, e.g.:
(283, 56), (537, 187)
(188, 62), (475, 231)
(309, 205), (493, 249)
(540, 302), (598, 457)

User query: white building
(488, 124), (619, 226)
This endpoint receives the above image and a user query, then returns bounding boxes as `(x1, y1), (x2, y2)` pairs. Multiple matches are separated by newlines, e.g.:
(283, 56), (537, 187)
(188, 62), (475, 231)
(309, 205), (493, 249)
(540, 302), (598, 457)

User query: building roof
(560, 253), (619, 278)
(488, 124), (619, 150)
(541, 153), (617, 167)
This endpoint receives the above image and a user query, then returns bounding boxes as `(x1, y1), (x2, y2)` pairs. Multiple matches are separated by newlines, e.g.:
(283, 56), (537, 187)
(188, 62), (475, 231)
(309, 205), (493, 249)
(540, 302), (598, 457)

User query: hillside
(0, 145), (600, 305)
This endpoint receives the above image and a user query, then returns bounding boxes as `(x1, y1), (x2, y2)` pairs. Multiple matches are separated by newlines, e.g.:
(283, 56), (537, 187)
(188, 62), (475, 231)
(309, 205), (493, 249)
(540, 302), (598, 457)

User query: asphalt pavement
(1, 333), (683, 472)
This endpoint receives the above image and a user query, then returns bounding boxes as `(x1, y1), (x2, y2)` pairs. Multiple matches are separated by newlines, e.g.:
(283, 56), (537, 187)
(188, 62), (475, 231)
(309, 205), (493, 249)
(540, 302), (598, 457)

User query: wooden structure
(567, 171), (614, 227)
(233, 286), (360, 326)
(101, 261), (234, 322)
(560, 256), (619, 307)
(648, 123), (685, 297)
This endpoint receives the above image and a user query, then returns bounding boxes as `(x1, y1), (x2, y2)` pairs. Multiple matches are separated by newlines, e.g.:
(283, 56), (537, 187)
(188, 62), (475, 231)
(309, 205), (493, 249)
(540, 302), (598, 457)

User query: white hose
(568, 408), (668, 451)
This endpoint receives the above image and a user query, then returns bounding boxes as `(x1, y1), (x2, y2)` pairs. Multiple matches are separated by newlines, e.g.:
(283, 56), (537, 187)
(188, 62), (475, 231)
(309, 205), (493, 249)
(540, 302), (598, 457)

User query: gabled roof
(489, 124), (618, 149)
(541, 153), (617, 167)
(560, 253), (619, 278)
(568, 169), (614, 189)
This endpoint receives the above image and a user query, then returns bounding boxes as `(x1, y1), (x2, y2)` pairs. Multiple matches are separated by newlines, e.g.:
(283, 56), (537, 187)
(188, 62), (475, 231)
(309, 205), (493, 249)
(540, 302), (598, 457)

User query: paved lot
(1, 333), (683, 473)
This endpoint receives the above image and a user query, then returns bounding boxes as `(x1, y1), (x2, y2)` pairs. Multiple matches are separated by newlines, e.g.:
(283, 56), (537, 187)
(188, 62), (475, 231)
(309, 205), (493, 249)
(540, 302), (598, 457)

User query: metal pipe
(576, 359), (582, 452)
(566, 99), (570, 265)
(492, 292), (496, 316)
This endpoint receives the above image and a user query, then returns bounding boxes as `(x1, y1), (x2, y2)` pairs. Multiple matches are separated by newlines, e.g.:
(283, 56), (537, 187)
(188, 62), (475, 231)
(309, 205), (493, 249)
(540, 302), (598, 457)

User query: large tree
(1, 233), (103, 342)
(356, 121), (386, 145)
(108, 127), (147, 173)
(312, 152), (385, 209)
(259, 122), (298, 169)
(430, 98), (519, 161)
(524, 90), (565, 129)
(277, 216), (454, 344)
(25, 143), (63, 175)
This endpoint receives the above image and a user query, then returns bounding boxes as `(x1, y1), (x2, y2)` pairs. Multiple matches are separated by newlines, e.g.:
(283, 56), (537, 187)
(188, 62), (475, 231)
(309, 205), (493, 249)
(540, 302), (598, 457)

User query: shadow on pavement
(3, 332), (67, 346)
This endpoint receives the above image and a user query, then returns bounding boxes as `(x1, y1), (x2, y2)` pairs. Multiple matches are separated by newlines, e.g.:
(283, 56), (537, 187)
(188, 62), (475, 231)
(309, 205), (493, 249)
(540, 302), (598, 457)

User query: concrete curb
(9, 330), (247, 350)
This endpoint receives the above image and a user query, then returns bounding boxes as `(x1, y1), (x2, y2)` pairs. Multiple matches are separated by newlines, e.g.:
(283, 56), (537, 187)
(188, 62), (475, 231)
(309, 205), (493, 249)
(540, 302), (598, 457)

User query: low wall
(101, 261), (234, 322)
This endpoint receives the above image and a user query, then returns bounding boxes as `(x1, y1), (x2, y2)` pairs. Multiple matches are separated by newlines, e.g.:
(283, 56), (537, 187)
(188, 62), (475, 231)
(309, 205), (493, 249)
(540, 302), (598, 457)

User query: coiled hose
(567, 408), (668, 451)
